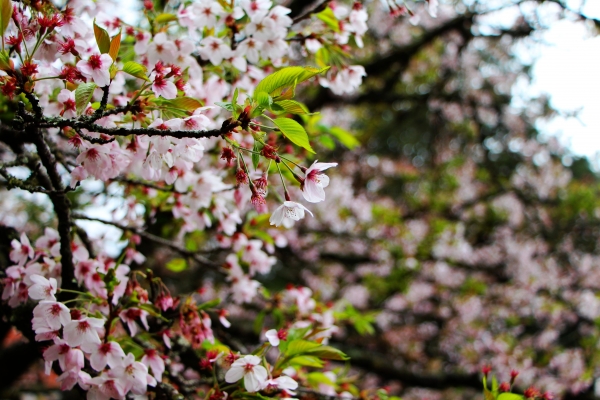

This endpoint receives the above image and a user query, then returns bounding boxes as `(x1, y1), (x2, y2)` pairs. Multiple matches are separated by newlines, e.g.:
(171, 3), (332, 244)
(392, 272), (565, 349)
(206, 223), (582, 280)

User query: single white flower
(301, 160), (337, 203)
(28, 274), (58, 301)
(269, 201), (313, 228)
(225, 355), (268, 392)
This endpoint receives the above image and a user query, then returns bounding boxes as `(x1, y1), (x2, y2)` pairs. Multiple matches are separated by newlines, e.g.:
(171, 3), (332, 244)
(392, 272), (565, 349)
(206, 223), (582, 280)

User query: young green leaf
(256, 91), (272, 109)
(0, 0), (13, 37)
(166, 258), (188, 272)
(497, 394), (524, 400)
(254, 66), (305, 96)
(329, 126), (360, 149)
(93, 20), (111, 54)
(274, 100), (309, 114)
(0, 50), (11, 71)
(284, 339), (322, 357)
(121, 61), (150, 81)
(166, 97), (203, 111)
(289, 355), (325, 368)
(252, 141), (262, 170)
(317, 7), (340, 32)
(197, 298), (221, 310)
(75, 82), (97, 115)
(108, 30), (122, 61)
(155, 13), (178, 24)
(306, 345), (349, 360)
(215, 102), (234, 112)
(273, 118), (315, 153)
(296, 66), (330, 84)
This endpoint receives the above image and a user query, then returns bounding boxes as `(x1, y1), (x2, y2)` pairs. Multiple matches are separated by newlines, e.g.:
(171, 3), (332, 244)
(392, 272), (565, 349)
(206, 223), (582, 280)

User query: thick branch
(31, 130), (77, 292)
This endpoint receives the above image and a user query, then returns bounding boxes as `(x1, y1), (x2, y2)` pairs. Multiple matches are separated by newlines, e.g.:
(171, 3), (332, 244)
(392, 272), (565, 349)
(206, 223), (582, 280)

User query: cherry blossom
(28, 274), (58, 301)
(76, 54), (113, 87)
(301, 161), (338, 203)
(269, 201), (314, 228)
(225, 355), (268, 392)
(89, 341), (126, 371)
(63, 316), (105, 351)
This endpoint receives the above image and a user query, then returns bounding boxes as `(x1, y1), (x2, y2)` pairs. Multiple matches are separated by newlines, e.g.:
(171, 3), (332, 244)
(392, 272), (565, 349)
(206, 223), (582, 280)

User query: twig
(37, 118), (240, 141)
(71, 213), (219, 269)
(292, 0), (331, 24)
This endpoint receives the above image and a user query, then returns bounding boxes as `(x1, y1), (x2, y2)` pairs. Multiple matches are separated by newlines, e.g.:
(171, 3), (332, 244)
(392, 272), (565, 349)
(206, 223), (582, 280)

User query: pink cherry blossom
(152, 74), (177, 99)
(301, 161), (338, 203)
(63, 316), (105, 351)
(32, 300), (71, 332)
(111, 353), (156, 395)
(89, 341), (126, 371)
(10, 233), (34, 266)
(77, 54), (113, 87)
(141, 349), (165, 381)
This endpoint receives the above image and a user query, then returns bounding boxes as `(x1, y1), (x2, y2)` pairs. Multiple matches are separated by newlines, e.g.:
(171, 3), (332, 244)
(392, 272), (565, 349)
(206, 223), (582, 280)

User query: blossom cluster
(0, 0), (377, 397)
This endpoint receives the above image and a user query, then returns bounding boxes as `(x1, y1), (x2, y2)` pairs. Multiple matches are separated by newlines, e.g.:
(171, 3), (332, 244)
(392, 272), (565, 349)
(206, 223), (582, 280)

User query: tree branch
(71, 213), (219, 269)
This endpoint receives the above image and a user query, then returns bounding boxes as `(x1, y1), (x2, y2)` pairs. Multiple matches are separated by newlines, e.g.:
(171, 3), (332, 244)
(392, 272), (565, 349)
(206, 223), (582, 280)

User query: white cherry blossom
(269, 201), (313, 228)
(302, 161), (338, 203)
(225, 355), (268, 392)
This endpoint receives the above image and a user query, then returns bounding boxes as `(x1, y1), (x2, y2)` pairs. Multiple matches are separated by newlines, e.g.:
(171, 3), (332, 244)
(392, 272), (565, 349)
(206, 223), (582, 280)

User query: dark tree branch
(292, 0), (330, 24)
(30, 130), (77, 293)
(72, 213), (219, 269)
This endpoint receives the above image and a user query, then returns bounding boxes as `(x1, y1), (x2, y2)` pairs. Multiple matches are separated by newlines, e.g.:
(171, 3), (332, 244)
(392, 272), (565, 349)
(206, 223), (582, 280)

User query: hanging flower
(269, 201), (313, 228)
(301, 160), (337, 203)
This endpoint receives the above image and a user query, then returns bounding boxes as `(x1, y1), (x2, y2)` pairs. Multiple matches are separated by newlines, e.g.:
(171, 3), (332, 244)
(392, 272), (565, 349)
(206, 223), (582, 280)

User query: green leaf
(497, 394), (524, 400)
(167, 97), (202, 111)
(353, 318), (375, 335)
(306, 345), (349, 360)
(255, 66), (305, 96)
(329, 126), (360, 149)
(155, 13), (178, 24)
(289, 355), (325, 368)
(296, 66), (330, 85)
(307, 372), (335, 387)
(166, 258), (187, 272)
(273, 118), (315, 153)
(122, 61), (149, 81)
(0, 50), (11, 71)
(75, 82), (97, 115)
(317, 7), (340, 32)
(0, 0), (13, 37)
(197, 298), (221, 310)
(109, 30), (122, 61)
(93, 20), (111, 54)
(215, 101), (234, 112)
(274, 100), (309, 114)
(315, 47), (330, 68)
(252, 141), (262, 170)
(284, 339), (322, 357)
(256, 91), (272, 109)
(319, 135), (335, 150)
(253, 310), (266, 334)
(138, 303), (161, 316)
